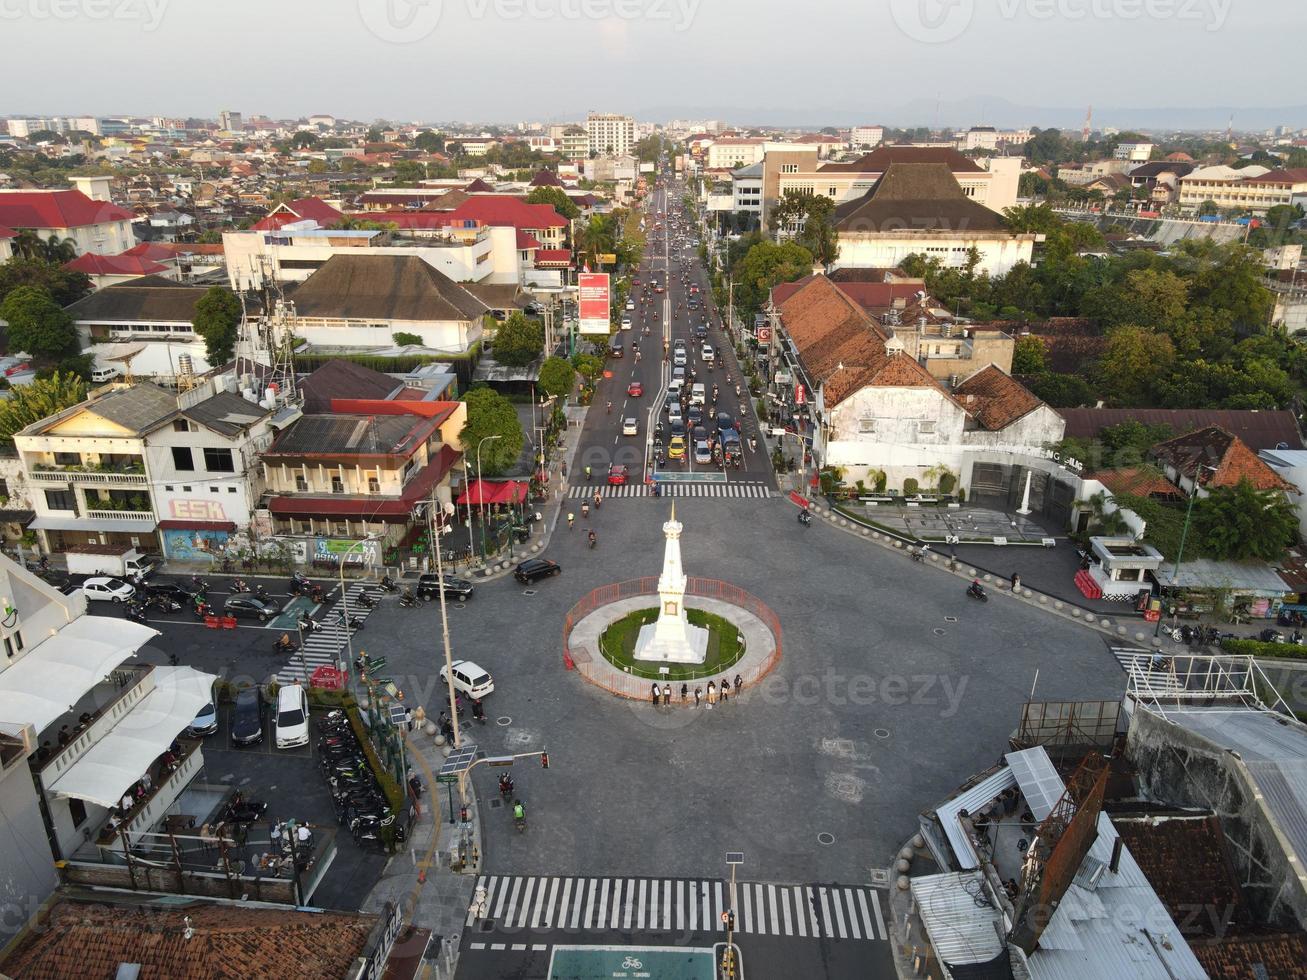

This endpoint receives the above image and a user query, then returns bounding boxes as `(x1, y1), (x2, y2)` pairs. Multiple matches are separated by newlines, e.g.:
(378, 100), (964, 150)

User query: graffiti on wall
(162, 528), (230, 561)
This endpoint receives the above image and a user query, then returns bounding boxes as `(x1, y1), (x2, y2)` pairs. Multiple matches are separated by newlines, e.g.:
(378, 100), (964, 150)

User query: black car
(416, 573), (475, 602)
(230, 687), (264, 746)
(515, 558), (561, 584)
(223, 595), (280, 622)
(715, 411), (735, 432)
(609, 341), (624, 358)
(146, 581), (195, 603)
(669, 420), (687, 438)
(687, 405), (703, 426)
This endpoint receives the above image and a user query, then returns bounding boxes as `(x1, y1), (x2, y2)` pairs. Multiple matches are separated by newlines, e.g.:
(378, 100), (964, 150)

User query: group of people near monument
(651, 675), (743, 706)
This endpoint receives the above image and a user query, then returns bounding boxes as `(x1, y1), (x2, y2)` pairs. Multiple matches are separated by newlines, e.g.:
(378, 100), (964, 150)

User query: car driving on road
(514, 558), (562, 584)
(81, 577), (136, 603)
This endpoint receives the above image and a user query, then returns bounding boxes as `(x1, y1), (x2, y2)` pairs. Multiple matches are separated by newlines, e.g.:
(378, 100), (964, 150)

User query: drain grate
(496, 716), (512, 726)
(522, 589), (538, 597)
(874, 728), (891, 739)
(490, 798), (502, 809)
(932, 627), (946, 636)
(944, 616), (958, 623)
(817, 832), (835, 845)
(870, 868), (890, 886)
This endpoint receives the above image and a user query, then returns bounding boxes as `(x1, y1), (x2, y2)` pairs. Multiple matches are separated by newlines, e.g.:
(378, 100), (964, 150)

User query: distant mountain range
(627, 96), (1307, 134)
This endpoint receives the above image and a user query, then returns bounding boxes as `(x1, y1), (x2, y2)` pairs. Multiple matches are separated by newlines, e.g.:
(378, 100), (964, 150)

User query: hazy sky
(2, 0), (1301, 124)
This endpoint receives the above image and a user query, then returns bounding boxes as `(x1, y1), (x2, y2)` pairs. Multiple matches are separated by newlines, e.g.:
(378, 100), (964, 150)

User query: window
(0, 478), (7, 497)
(44, 489), (76, 512)
(164, 485), (173, 491)
(228, 486), (237, 493)
(174, 420), (191, 433)
(918, 420), (937, 435)
(858, 418), (877, 434)
(182, 486), (192, 493)
(295, 475), (308, 492)
(172, 447), (194, 471)
(203, 448), (234, 472)
(781, 164), (798, 174)
(209, 486), (218, 493)
(368, 477), (380, 493)
(69, 797), (87, 829)
(331, 477), (345, 494)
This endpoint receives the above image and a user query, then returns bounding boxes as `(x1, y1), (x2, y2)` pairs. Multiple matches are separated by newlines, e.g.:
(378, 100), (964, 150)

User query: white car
(441, 659), (495, 699)
(690, 383), (706, 406)
(81, 576), (136, 603)
(622, 417), (639, 436)
(274, 683), (309, 749)
(625, 299), (634, 311)
(187, 698), (218, 737)
(673, 350), (687, 367)
(694, 440), (713, 464)
(701, 344), (715, 364)
(621, 316), (632, 330)
(667, 403), (683, 426)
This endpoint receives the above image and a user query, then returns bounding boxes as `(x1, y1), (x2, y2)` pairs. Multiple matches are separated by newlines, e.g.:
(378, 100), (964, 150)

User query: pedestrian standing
(662, 683), (671, 705)
(694, 686), (702, 707)
(681, 683), (688, 703)
(707, 681), (718, 706)
(734, 673), (742, 693)
(652, 683), (660, 706)
(1010, 572), (1021, 592)
(720, 679), (729, 703)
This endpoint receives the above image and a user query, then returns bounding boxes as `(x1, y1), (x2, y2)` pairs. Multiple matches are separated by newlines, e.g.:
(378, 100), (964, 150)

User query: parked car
(440, 659), (495, 699)
(81, 577), (136, 603)
(274, 684), (309, 749)
(608, 464), (630, 485)
(186, 697), (218, 737)
(224, 595), (280, 622)
(416, 573), (475, 602)
(230, 687), (264, 746)
(514, 558), (562, 584)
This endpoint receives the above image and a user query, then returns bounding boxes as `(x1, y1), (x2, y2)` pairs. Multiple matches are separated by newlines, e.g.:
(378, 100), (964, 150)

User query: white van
(274, 684), (309, 749)
(690, 383), (706, 406)
(701, 344), (715, 365)
(90, 366), (119, 383)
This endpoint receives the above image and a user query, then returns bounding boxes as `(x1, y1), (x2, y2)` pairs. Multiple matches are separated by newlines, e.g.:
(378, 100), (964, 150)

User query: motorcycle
(149, 594), (181, 613)
(297, 614), (319, 634)
(355, 591), (377, 609)
(910, 545), (930, 563)
(254, 585), (272, 603)
(288, 572), (311, 596)
(588, 531), (597, 550)
(797, 509), (812, 527)
(192, 602), (213, 620)
(398, 590), (418, 608)
(967, 582), (989, 603)
(378, 576), (399, 594)
(273, 635), (297, 655)
(308, 584), (326, 603)
(190, 575), (211, 594)
(514, 803), (527, 834)
(222, 799), (268, 824)
(124, 602), (148, 625)
(408, 774), (424, 799)
(337, 614), (364, 630)
(498, 775), (515, 799)
(230, 578), (251, 594)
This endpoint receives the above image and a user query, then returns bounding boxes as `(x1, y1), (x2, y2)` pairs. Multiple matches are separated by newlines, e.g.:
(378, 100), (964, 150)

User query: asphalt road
(576, 180), (775, 495)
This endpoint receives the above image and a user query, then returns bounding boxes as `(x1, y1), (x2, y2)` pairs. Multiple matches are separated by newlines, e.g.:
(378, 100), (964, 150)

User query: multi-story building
(956, 126), (1031, 152)
(17, 381), (274, 558)
(0, 555), (215, 947)
(559, 126), (589, 159)
(0, 181), (135, 256)
(260, 362), (467, 555)
(217, 110), (242, 133)
(1176, 164), (1304, 213)
(850, 126), (885, 149)
(1114, 141), (1155, 161)
(586, 113), (635, 157)
(731, 162), (764, 221)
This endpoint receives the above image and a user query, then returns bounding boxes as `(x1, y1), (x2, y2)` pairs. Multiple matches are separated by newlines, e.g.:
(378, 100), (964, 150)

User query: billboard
(578, 272), (611, 335)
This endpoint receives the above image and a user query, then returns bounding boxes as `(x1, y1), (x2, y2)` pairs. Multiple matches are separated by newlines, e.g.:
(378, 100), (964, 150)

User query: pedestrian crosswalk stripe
(567, 482), (773, 499)
(274, 584), (384, 683)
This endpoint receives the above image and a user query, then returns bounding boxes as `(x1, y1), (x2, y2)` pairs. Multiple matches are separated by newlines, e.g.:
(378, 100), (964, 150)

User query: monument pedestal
(632, 503), (708, 665)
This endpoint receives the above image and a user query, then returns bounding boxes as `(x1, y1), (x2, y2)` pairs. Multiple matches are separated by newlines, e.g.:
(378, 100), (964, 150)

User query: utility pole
(429, 490), (462, 752)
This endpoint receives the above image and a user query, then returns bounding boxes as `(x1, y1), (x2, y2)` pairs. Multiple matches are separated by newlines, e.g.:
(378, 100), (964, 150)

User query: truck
(65, 546), (158, 581)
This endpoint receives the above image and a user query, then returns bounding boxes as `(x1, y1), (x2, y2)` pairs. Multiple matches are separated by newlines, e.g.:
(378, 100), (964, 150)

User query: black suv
(514, 558), (561, 584)
(416, 573), (475, 602)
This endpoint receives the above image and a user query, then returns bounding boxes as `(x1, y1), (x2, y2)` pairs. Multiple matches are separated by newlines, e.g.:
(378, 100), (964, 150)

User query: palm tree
(11, 230), (45, 260)
(43, 235), (76, 263)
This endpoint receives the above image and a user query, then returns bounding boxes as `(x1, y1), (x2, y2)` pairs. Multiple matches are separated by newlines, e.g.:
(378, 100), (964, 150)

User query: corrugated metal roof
(935, 767), (1018, 871)
(911, 871), (1006, 968)
(1160, 706), (1307, 870)
(1153, 559), (1290, 593)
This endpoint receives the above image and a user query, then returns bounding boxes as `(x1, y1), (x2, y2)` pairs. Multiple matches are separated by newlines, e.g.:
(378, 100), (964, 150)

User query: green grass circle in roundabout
(599, 607), (746, 682)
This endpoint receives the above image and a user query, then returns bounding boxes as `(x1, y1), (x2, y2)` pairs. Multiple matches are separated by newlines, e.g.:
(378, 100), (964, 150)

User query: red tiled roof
(1245, 168), (1307, 184)
(344, 211), (453, 230)
(1150, 425), (1296, 492)
(0, 189), (133, 229)
(447, 195), (567, 229)
(1083, 467), (1181, 498)
(535, 248), (572, 267)
(516, 229), (541, 250)
(771, 275), (924, 311)
(1190, 933), (1307, 980)
(121, 242), (176, 261)
(953, 364), (1050, 430)
(64, 253), (169, 276)
(464, 177), (494, 192)
(530, 169), (564, 187)
(0, 225), (15, 239)
(250, 196), (343, 231)
(1060, 408), (1304, 451)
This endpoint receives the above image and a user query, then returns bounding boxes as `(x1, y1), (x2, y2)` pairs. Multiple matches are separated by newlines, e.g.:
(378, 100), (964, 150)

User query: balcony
(86, 509), (155, 522)
(30, 467), (149, 487)
(94, 738), (203, 849)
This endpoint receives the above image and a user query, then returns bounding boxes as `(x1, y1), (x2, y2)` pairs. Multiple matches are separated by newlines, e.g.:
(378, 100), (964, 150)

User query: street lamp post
(475, 434), (503, 562)
(1172, 465), (1218, 579)
(338, 533), (380, 681)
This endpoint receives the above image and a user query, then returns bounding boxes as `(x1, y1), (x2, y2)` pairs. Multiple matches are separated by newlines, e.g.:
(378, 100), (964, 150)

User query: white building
(0, 182), (135, 256)
(1114, 141), (1155, 161)
(586, 113), (635, 157)
(831, 163), (1039, 278)
(956, 126), (1032, 151)
(850, 126), (885, 149)
(730, 162), (763, 219)
(0, 555), (215, 947)
(217, 110), (242, 133)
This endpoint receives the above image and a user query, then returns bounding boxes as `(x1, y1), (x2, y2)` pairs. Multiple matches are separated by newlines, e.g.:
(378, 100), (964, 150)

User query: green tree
(415, 130), (445, 153)
(570, 352), (604, 385)
(769, 191), (839, 265)
(537, 356), (576, 400)
(1096, 325), (1175, 405)
(290, 130), (319, 149)
(732, 239), (813, 320)
(1025, 371), (1096, 408)
(460, 386), (524, 476)
(0, 371), (87, 442)
(192, 285), (242, 366)
(0, 257), (92, 306)
(492, 312), (545, 367)
(307, 159), (328, 174)
(0, 286), (78, 360)
(1012, 336), (1047, 375)
(392, 331), (423, 347)
(1193, 480), (1298, 561)
(526, 185), (579, 221)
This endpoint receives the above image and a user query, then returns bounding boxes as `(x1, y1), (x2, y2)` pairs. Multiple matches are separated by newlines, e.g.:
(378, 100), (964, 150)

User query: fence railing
(562, 577), (782, 701)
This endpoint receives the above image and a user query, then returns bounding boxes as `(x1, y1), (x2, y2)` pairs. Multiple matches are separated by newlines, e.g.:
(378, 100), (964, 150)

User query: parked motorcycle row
(318, 709), (407, 849)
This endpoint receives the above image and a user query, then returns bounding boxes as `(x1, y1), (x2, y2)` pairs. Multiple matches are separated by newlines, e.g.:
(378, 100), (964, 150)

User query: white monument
(634, 504), (709, 664)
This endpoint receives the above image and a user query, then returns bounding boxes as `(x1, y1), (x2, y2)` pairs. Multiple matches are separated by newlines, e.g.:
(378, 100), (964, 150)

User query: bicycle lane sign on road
(547, 944), (716, 980)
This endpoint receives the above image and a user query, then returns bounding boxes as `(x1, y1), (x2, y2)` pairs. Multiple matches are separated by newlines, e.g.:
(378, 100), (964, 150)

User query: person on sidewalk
(734, 673), (742, 694)
(694, 686), (702, 707)
(681, 683), (688, 703)
(1010, 572), (1021, 592)
(720, 679), (730, 703)
(651, 683), (660, 706)
(707, 681), (718, 706)
(662, 683), (671, 705)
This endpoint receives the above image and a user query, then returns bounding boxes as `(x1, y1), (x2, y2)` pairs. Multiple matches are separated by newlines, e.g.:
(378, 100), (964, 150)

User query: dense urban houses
(0, 557), (216, 947)
(259, 365), (466, 560)
(827, 163), (1040, 277)
(15, 380), (274, 558)
(277, 253), (488, 354)
(0, 181), (136, 256)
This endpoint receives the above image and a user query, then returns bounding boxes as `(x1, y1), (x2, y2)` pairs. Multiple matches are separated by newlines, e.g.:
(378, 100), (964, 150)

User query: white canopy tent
(46, 666), (216, 808)
(0, 618), (158, 733)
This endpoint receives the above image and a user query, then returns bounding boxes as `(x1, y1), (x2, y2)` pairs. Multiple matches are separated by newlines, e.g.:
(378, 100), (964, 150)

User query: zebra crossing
(467, 875), (888, 942)
(567, 482), (773, 499)
(274, 583), (383, 684)
(1110, 646), (1187, 696)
